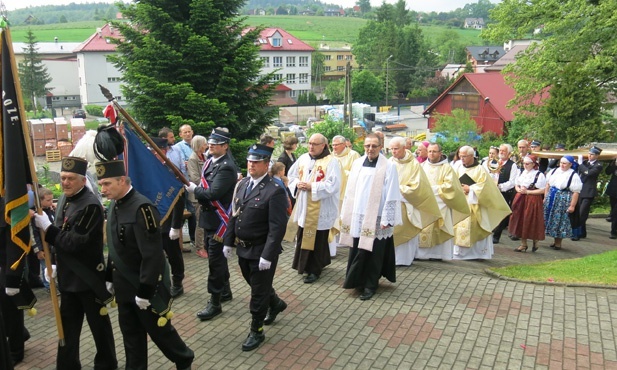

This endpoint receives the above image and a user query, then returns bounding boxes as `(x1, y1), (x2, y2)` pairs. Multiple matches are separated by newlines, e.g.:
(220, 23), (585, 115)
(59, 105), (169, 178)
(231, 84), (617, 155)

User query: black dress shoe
(571, 237), (580, 241)
(606, 217), (612, 222)
(359, 289), (375, 301)
(509, 235), (520, 241)
(196, 302), (222, 321)
(610, 234), (617, 240)
(303, 273), (319, 284)
(241, 330), (265, 351)
(170, 285), (184, 298)
(264, 300), (287, 325)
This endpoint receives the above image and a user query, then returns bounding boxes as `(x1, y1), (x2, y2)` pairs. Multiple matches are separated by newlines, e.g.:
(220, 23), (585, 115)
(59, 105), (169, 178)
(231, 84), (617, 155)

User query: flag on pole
(122, 123), (183, 223)
(1, 26), (33, 270)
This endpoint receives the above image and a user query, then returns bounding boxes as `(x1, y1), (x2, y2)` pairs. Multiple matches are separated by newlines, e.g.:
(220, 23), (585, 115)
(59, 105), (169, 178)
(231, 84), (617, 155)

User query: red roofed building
(254, 27), (314, 104)
(423, 73), (519, 136)
(74, 24), (124, 106)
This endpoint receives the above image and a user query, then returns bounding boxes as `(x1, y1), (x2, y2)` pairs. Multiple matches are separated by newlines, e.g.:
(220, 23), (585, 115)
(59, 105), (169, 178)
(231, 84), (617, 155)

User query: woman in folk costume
(543, 155), (582, 250)
(509, 155), (546, 252)
(340, 134), (402, 300)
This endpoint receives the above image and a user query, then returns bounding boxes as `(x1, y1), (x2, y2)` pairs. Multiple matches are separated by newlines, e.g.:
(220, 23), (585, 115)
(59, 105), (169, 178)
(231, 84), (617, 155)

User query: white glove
(5, 287), (19, 296)
(169, 228), (180, 240)
(258, 257), (271, 271)
(578, 155), (583, 164)
(43, 265), (57, 283)
(135, 296), (150, 310)
(223, 246), (233, 259)
(33, 213), (52, 231)
(106, 282), (114, 295)
(184, 182), (197, 193)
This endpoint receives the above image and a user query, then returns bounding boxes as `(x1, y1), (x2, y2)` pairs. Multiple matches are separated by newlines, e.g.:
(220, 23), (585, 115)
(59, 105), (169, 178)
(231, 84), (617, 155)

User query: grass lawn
(10, 17), (484, 48)
(490, 250), (617, 286)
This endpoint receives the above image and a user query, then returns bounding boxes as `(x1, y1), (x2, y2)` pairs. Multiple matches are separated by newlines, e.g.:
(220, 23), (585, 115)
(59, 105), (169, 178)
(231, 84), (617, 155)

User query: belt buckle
(237, 240), (247, 248)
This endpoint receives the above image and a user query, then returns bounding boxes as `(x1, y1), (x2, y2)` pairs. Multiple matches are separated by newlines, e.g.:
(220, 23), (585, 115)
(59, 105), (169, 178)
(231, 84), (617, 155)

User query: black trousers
(578, 197), (594, 237)
(161, 232), (185, 287)
(205, 230), (230, 295)
(611, 198), (617, 235)
(493, 190), (515, 240)
(238, 256), (280, 320)
(117, 301), (194, 370)
(185, 198), (196, 244)
(57, 290), (117, 370)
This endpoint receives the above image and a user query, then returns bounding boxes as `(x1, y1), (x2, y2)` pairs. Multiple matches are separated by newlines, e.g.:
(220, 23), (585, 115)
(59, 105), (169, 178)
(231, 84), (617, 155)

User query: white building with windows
(73, 24), (124, 106)
(254, 27), (314, 104)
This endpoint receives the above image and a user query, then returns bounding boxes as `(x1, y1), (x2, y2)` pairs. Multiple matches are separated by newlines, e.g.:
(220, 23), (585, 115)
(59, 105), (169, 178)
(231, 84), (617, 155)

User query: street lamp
(386, 55), (393, 107)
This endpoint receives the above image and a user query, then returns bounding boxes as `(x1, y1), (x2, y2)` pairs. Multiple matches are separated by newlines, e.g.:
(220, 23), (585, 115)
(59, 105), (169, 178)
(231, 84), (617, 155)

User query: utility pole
(347, 61), (352, 128)
(343, 63), (349, 125)
(386, 55), (393, 108)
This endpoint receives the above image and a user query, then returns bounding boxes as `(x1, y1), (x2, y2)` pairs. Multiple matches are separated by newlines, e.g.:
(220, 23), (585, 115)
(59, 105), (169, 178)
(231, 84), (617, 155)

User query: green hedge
(85, 104), (104, 117)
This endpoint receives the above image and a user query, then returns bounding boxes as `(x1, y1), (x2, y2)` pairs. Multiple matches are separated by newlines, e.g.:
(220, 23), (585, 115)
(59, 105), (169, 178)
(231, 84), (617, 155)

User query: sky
(2, 0), (500, 13)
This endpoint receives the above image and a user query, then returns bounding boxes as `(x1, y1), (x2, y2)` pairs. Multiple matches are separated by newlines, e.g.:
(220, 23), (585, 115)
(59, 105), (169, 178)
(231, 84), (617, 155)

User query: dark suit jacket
(605, 161), (617, 198)
(578, 160), (603, 198)
(277, 151), (296, 176)
(224, 176), (288, 262)
(193, 152), (239, 231)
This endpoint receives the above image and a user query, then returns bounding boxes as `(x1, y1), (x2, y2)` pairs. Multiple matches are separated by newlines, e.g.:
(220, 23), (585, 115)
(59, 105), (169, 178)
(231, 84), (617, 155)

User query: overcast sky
(3, 0), (500, 12)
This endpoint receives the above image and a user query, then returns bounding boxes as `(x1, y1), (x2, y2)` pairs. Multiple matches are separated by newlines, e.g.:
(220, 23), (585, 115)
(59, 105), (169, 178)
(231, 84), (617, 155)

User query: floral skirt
(543, 187), (574, 238)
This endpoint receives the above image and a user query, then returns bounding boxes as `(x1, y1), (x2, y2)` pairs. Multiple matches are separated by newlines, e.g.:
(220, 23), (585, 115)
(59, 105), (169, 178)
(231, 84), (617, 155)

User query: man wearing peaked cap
(575, 146), (603, 240)
(184, 127), (239, 321)
(547, 143), (567, 171)
(529, 140), (548, 173)
(223, 143), (289, 351)
(32, 156), (118, 370)
(97, 160), (194, 369)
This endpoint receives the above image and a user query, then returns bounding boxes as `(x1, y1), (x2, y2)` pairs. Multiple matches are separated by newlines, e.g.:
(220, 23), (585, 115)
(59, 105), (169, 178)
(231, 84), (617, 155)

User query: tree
(324, 79), (345, 104)
(311, 51), (325, 90)
(112, 0), (277, 139)
(482, 0), (616, 145)
(59, 15), (68, 23)
(18, 29), (52, 112)
(351, 70), (383, 103)
(357, 0), (371, 14)
(305, 116), (356, 145)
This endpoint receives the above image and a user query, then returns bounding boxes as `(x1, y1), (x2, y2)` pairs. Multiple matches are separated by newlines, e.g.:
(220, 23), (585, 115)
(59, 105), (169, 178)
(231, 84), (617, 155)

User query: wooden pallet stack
(28, 117), (82, 161)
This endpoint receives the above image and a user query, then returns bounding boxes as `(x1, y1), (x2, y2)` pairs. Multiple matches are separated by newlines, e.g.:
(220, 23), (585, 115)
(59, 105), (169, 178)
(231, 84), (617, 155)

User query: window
(107, 77), (121, 83)
(324, 55), (331, 61)
(271, 74), (283, 83)
(286, 73), (296, 84)
(345, 55), (353, 60)
(325, 66), (331, 72)
(115, 96), (122, 101)
(261, 57), (269, 68)
(272, 38), (281, 47)
(286, 57), (296, 67)
(337, 66), (344, 71)
(299, 73), (308, 84)
(299, 56), (309, 67)
(290, 90), (297, 98)
(337, 55), (344, 60)
(273, 57), (283, 67)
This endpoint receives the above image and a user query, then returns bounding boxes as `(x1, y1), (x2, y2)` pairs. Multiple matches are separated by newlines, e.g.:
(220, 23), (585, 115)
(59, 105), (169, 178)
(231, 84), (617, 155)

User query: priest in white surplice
(340, 134), (402, 301)
(388, 137), (442, 266)
(418, 143), (470, 260)
(288, 134), (341, 284)
(453, 146), (511, 260)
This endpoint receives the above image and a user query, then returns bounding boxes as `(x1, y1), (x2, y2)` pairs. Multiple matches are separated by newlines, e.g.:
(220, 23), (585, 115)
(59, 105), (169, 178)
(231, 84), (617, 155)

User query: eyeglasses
(332, 143), (344, 147)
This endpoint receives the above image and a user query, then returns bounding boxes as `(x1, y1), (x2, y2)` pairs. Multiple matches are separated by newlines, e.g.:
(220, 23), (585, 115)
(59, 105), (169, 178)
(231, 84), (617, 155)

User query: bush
(85, 104), (104, 117)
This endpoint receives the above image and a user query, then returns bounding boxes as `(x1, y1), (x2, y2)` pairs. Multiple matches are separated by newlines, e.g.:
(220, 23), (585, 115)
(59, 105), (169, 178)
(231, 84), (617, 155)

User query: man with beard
(489, 144), (518, 244)
(453, 146), (511, 260)
(418, 143), (470, 260)
(388, 137), (441, 266)
(340, 134), (402, 300)
(288, 133), (341, 284)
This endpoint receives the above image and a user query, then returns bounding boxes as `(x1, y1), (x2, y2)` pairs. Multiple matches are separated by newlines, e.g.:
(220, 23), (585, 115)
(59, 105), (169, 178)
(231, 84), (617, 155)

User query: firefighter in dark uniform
(150, 137), (186, 298)
(97, 160), (194, 370)
(32, 157), (117, 370)
(0, 196), (28, 367)
(223, 144), (288, 351)
(575, 146), (604, 240)
(185, 128), (238, 321)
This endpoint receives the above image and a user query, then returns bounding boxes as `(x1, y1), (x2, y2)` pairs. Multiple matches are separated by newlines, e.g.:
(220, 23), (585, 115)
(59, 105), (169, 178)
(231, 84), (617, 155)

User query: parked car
(73, 109), (86, 119)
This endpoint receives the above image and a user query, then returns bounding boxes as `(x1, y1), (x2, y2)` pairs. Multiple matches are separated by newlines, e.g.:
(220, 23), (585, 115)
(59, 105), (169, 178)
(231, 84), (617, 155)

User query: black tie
(244, 181), (254, 198)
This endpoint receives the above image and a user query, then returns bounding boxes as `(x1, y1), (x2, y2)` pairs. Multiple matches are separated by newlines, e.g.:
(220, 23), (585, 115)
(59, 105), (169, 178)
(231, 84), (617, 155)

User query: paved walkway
(15, 217), (617, 370)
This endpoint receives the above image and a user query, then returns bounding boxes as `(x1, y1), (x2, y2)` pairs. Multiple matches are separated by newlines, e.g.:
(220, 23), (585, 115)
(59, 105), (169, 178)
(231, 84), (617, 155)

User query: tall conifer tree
(112, 0), (277, 138)
(18, 29), (52, 112)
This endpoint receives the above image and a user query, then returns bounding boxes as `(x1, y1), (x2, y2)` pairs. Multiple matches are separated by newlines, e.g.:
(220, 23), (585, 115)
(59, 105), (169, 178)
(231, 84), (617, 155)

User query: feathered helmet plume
(94, 124), (124, 161)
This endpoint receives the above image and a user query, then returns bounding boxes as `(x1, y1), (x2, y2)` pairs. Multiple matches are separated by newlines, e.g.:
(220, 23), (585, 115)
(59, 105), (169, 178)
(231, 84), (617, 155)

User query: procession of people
(3, 121), (616, 366)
